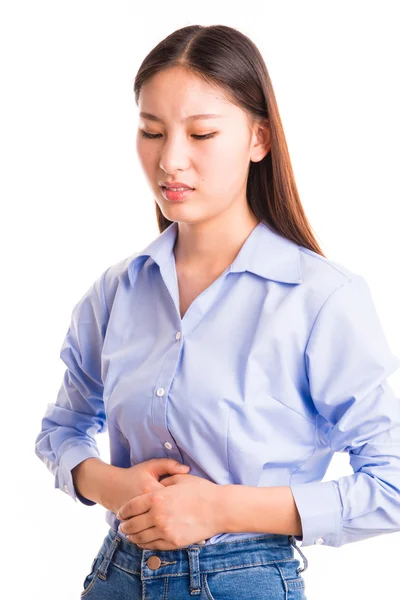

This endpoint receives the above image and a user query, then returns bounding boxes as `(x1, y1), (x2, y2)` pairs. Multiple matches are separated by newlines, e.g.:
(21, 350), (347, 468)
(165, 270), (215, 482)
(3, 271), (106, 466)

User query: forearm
(71, 457), (119, 508)
(218, 485), (303, 537)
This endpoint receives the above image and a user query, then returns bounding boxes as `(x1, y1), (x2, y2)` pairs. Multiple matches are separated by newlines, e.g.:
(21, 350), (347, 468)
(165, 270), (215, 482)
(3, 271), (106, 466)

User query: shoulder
(297, 245), (362, 303)
(100, 250), (147, 314)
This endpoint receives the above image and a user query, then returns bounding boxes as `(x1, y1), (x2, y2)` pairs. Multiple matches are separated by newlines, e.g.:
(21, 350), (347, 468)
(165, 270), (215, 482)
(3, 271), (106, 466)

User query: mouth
(160, 186), (196, 202)
(160, 185), (195, 191)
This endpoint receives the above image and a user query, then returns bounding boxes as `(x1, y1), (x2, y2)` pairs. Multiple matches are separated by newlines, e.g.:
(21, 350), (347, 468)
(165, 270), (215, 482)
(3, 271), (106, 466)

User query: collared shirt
(35, 220), (400, 547)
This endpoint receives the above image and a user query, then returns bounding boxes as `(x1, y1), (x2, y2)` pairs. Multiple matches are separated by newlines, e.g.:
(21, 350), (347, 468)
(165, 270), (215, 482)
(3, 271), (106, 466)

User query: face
(136, 65), (270, 225)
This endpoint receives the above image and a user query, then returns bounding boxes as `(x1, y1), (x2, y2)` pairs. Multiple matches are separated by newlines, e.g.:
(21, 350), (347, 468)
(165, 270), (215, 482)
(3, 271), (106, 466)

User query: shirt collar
(127, 220), (302, 286)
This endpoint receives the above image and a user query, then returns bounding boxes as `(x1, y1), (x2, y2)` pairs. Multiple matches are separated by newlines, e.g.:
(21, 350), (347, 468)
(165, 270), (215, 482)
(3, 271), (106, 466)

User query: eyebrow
(139, 112), (223, 123)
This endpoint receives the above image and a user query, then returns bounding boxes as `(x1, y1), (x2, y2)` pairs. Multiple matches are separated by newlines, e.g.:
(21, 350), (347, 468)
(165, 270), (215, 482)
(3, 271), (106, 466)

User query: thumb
(150, 458), (190, 476)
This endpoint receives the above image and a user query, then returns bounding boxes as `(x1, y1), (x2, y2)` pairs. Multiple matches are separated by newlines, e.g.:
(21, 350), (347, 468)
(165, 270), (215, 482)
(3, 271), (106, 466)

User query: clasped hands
(117, 466), (224, 551)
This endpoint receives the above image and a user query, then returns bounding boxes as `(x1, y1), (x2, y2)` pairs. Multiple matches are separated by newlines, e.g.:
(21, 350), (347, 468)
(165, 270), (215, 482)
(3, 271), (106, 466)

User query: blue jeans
(80, 527), (308, 599)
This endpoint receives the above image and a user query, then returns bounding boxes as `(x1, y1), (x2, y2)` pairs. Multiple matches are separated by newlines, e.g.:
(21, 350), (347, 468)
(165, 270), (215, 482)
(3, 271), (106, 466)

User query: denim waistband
(95, 527), (308, 588)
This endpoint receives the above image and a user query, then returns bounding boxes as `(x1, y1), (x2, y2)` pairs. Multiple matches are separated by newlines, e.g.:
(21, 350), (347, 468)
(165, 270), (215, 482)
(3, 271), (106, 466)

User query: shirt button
(164, 442), (172, 449)
(175, 332), (181, 340)
(63, 484), (69, 493)
(315, 537), (324, 545)
(156, 388), (165, 396)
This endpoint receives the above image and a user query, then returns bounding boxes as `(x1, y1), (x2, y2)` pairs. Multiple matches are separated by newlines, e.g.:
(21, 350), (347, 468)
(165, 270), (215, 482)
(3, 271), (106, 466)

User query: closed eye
(139, 131), (216, 140)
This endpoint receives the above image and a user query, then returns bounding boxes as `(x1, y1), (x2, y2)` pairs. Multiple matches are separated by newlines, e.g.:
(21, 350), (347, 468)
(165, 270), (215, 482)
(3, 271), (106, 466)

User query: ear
(250, 118), (271, 163)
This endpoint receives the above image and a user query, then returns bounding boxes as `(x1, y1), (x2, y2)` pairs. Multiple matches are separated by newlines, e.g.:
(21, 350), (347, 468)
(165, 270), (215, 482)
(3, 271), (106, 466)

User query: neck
(173, 209), (260, 271)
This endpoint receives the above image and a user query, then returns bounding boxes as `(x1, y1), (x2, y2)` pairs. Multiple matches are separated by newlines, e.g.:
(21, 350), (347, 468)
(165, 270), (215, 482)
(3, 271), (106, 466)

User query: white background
(2, 1), (399, 598)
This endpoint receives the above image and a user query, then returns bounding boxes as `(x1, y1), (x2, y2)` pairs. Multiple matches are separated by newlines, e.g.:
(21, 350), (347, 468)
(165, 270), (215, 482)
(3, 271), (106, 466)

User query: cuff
(289, 480), (342, 547)
(56, 444), (101, 506)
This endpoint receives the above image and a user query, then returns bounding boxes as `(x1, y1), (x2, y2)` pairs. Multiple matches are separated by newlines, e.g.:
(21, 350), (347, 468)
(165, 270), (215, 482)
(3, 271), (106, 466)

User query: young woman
(35, 24), (400, 599)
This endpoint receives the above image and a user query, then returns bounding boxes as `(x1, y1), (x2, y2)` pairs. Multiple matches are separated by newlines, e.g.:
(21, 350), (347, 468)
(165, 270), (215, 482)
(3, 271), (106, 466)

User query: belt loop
(186, 546), (202, 595)
(288, 535), (309, 574)
(98, 535), (122, 580)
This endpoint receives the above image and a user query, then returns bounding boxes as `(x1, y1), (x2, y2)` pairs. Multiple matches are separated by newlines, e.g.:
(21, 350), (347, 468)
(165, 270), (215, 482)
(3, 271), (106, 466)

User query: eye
(139, 130), (216, 140)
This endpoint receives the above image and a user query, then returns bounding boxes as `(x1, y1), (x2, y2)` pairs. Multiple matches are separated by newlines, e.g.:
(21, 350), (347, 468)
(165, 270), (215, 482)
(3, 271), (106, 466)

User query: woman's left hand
(117, 474), (225, 550)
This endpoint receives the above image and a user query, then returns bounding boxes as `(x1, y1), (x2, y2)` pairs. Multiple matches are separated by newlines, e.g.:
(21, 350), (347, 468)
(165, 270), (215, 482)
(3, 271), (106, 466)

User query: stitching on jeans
(272, 560), (305, 590)
(98, 536), (122, 580)
(80, 553), (105, 597)
(118, 557), (298, 581)
(163, 576), (168, 600)
(201, 558), (296, 573)
(203, 573), (214, 600)
(272, 562), (288, 599)
(110, 560), (141, 576)
(111, 556), (297, 578)
(111, 555), (295, 573)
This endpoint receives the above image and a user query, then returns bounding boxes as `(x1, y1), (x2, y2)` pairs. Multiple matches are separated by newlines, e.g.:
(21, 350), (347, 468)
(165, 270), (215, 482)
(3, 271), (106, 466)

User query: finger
(159, 475), (178, 486)
(161, 474), (194, 486)
(126, 526), (162, 545)
(150, 458), (190, 477)
(118, 511), (152, 536)
(117, 491), (153, 521)
(137, 538), (177, 551)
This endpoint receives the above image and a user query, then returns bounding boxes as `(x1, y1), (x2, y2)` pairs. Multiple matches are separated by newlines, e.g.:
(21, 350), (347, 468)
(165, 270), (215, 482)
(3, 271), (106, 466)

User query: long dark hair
(133, 24), (325, 257)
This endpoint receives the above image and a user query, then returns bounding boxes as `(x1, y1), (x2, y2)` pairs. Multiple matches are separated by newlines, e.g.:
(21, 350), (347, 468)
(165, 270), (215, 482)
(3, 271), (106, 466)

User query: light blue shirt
(35, 220), (400, 548)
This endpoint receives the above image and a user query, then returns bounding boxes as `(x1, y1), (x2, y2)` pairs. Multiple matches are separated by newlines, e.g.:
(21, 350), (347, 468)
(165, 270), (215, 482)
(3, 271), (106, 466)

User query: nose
(159, 134), (191, 175)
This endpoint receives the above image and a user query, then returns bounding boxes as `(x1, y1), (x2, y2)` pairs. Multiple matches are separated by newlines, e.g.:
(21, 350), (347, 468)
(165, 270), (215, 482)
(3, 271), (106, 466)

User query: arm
(290, 274), (400, 547)
(217, 484), (302, 537)
(35, 268), (110, 505)
(71, 457), (116, 506)
(218, 274), (400, 548)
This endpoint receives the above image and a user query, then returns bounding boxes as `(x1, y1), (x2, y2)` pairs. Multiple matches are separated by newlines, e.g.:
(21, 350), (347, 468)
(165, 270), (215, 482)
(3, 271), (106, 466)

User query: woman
(35, 24), (400, 599)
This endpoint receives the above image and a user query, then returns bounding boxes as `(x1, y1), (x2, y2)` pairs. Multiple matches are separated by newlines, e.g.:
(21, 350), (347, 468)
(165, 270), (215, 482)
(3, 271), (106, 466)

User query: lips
(160, 181), (194, 190)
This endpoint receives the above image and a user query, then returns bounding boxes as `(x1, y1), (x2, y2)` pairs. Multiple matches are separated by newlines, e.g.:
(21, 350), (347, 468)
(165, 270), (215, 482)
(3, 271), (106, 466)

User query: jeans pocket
(80, 552), (104, 598)
(273, 559), (307, 599)
(203, 564), (287, 600)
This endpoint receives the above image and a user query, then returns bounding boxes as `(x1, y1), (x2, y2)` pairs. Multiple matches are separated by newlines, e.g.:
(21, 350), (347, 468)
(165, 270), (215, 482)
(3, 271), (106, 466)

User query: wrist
(214, 484), (237, 534)
(72, 458), (117, 507)
(215, 484), (261, 534)
(96, 463), (125, 511)
(215, 484), (304, 538)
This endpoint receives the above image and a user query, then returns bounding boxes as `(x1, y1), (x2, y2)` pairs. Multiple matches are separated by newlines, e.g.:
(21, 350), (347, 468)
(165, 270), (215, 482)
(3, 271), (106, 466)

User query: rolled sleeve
(291, 274), (400, 548)
(290, 480), (343, 547)
(35, 269), (110, 506)
(56, 444), (101, 505)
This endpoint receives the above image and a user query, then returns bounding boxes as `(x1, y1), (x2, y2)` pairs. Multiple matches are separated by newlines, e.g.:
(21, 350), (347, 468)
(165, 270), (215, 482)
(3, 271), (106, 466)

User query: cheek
(137, 150), (157, 180)
(136, 138), (155, 167)
(206, 148), (244, 187)
(200, 143), (231, 172)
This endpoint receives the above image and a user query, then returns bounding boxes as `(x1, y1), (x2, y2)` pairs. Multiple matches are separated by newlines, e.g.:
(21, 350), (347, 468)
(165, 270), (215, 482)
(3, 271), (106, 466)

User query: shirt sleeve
(34, 268), (110, 505)
(289, 273), (400, 547)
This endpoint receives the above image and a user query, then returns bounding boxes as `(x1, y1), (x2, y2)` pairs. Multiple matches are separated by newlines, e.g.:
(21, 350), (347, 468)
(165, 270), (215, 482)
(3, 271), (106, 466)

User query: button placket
(151, 324), (184, 461)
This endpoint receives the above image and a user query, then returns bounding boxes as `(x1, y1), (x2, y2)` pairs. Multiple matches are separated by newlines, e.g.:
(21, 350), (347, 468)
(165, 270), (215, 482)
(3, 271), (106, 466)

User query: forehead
(138, 66), (236, 122)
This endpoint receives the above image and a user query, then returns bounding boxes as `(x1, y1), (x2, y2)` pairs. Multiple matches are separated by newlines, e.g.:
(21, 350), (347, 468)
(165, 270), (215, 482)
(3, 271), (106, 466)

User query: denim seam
(109, 556), (299, 580)
(80, 552), (104, 597)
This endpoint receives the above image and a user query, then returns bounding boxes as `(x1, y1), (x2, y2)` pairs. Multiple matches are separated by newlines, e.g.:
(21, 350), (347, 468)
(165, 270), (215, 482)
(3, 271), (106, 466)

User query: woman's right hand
(102, 458), (191, 516)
